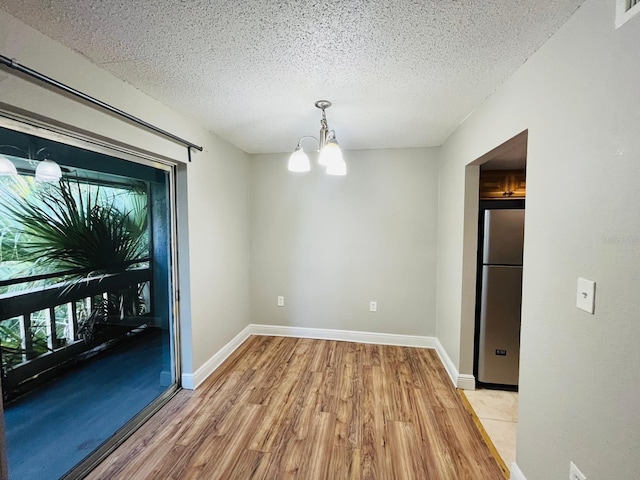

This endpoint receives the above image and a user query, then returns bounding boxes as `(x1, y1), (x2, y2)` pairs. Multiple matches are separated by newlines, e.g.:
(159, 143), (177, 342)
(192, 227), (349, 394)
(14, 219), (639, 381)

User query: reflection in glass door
(0, 121), (179, 479)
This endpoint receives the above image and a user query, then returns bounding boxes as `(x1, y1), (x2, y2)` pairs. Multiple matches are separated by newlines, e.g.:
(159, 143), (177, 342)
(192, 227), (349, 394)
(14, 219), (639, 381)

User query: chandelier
(0, 146), (62, 182)
(288, 100), (346, 176)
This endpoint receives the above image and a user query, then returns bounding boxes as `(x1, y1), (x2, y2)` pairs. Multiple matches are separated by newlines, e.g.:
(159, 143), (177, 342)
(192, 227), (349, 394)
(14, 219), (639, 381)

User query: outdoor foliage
(0, 176), (148, 275)
(0, 175), (150, 370)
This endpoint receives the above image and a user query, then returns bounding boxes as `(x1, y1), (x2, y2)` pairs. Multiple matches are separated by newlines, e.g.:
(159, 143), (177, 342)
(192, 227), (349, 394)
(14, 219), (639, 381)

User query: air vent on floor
(616, 0), (640, 28)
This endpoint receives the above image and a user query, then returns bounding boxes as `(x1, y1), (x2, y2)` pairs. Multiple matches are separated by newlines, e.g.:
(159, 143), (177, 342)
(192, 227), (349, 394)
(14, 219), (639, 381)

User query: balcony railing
(0, 268), (152, 401)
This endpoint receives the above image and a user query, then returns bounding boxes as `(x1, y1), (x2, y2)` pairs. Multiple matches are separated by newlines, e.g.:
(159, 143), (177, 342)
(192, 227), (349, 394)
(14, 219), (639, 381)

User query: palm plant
(1, 177), (148, 273)
(0, 175), (150, 360)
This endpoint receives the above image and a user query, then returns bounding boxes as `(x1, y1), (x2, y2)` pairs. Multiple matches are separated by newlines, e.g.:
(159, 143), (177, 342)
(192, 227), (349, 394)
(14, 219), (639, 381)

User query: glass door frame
(0, 110), (183, 480)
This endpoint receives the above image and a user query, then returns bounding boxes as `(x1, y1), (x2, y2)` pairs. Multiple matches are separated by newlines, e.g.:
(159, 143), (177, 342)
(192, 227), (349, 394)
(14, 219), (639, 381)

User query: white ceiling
(0, 1), (584, 154)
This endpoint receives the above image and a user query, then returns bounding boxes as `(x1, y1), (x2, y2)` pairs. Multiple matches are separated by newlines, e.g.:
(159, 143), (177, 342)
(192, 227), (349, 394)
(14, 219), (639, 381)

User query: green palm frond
(0, 177), (148, 276)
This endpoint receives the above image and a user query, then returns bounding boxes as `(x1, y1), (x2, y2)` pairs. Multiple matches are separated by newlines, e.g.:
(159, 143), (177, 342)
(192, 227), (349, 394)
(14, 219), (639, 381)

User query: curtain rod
(0, 54), (203, 157)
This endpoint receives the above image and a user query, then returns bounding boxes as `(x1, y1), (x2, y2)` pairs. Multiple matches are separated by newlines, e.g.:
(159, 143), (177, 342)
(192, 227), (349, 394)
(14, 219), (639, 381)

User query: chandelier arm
(296, 135), (320, 150)
(0, 145), (27, 156)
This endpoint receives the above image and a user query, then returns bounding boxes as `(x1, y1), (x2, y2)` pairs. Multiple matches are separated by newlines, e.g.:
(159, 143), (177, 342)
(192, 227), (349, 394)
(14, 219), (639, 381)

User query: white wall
(436, 1), (640, 478)
(178, 133), (250, 372)
(0, 11), (251, 376)
(250, 148), (439, 336)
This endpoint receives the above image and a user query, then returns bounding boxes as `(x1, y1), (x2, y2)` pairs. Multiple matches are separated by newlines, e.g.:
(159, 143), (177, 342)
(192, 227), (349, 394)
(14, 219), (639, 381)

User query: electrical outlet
(277, 296), (285, 307)
(569, 461), (586, 480)
(369, 301), (377, 312)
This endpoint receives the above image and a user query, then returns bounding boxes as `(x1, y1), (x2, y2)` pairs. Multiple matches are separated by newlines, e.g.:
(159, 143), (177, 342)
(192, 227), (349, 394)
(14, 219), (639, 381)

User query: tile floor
(463, 388), (518, 469)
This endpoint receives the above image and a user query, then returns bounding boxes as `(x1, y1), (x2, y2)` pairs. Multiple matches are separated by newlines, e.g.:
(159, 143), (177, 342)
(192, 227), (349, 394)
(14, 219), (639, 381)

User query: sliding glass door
(0, 118), (180, 479)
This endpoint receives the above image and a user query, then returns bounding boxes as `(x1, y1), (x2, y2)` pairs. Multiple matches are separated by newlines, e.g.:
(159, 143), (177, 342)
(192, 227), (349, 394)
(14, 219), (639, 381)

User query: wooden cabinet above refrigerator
(479, 170), (526, 199)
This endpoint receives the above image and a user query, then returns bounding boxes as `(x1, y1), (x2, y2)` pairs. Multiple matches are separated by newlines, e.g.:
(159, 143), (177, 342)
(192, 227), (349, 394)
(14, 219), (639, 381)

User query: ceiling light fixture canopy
(288, 100), (346, 176)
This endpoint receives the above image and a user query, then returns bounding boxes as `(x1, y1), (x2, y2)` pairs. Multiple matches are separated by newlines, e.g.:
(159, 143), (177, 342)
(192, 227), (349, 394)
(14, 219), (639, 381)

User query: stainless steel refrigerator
(477, 208), (525, 386)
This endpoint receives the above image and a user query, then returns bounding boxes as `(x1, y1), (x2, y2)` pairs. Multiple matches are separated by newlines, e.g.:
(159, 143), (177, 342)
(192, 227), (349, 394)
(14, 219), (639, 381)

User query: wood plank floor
(87, 336), (504, 479)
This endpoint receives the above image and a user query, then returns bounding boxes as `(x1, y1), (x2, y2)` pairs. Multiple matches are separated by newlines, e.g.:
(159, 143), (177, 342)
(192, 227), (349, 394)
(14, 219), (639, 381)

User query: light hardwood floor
(88, 336), (504, 479)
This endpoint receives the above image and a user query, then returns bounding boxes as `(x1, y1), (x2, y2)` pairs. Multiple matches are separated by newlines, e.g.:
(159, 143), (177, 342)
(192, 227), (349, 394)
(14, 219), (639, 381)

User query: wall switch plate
(576, 277), (595, 314)
(569, 461), (586, 480)
(277, 296), (285, 307)
(369, 301), (377, 312)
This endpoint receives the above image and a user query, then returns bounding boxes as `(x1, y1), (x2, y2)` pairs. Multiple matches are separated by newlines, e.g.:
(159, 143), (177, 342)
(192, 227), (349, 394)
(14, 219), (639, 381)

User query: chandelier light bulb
(288, 146), (311, 172)
(0, 154), (17, 176)
(326, 158), (347, 176)
(318, 140), (343, 168)
(35, 159), (62, 182)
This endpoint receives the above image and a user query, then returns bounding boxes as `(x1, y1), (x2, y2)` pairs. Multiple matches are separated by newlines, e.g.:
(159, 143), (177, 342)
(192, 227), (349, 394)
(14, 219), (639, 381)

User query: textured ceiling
(0, 1), (584, 154)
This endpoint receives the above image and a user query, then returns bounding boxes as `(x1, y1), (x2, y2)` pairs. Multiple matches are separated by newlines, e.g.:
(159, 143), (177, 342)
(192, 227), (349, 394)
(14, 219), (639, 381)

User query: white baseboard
(182, 324), (473, 392)
(432, 338), (476, 390)
(249, 324), (438, 348)
(510, 462), (526, 480)
(457, 374), (476, 390)
(181, 324), (252, 389)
